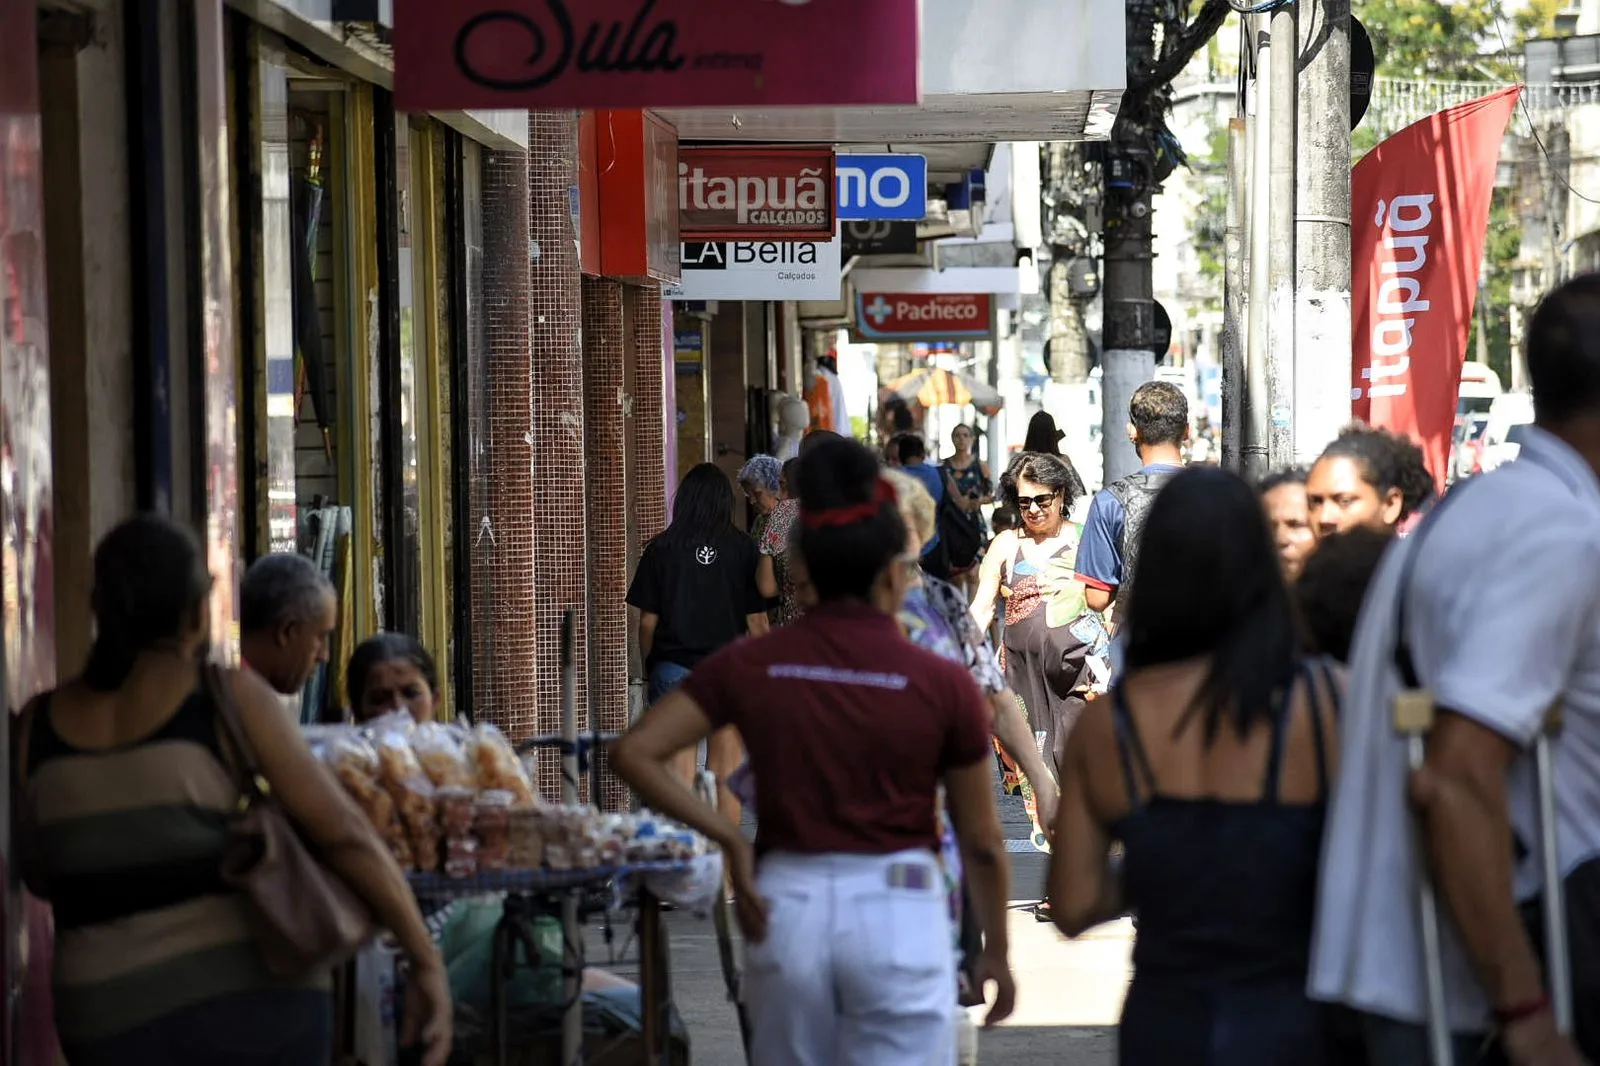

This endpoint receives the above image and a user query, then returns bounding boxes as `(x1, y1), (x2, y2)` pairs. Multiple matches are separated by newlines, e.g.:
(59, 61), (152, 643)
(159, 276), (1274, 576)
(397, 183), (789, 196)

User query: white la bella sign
(663, 232), (842, 302)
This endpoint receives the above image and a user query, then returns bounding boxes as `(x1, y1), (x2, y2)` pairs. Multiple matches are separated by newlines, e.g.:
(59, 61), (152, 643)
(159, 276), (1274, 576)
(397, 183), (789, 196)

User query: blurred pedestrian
(737, 454), (784, 543)
(941, 423), (993, 597)
(14, 515), (451, 1066)
(1304, 424), (1433, 540)
(613, 438), (1015, 1066)
(1077, 381), (1188, 626)
(1259, 469), (1318, 581)
(1294, 527), (1391, 665)
(1311, 276), (1600, 1065)
(970, 452), (1096, 869)
(629, 463), (769, 802)
(1049, 467), (1339, 1066)
(346, 632), (441, 725)
(240, 553), (337, 697)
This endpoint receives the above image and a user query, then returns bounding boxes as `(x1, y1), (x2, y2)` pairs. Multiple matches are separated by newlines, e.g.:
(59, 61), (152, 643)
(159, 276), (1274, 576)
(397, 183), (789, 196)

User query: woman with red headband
(613, 438), (1015, 1066)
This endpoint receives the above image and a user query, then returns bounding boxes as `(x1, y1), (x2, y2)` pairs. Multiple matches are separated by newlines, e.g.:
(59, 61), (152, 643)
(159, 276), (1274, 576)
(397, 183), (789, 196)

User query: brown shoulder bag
(206, 662), (374, 977)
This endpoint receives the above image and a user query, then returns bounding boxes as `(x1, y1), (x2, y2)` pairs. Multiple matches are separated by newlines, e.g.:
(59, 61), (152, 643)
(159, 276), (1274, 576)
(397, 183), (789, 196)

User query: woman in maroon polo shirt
(613, 438), (1015, 1066)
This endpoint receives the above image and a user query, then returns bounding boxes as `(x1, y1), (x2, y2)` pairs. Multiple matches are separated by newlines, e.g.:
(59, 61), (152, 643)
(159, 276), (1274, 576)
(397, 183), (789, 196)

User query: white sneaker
(955, 1010), (979, 1066)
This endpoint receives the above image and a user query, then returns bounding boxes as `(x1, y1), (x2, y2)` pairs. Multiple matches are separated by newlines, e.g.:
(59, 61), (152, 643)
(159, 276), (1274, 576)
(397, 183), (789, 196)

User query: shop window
(391, 116), (423, 639)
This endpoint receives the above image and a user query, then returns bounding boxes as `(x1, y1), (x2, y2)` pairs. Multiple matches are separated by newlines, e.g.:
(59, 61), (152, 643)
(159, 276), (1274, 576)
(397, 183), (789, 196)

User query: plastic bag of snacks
(474, 790), (514, 870)
(372, 720), (438, 872)
(412, 723), (475, 790)
(317, 731), (413, 870)
(468, 724), (537, 806)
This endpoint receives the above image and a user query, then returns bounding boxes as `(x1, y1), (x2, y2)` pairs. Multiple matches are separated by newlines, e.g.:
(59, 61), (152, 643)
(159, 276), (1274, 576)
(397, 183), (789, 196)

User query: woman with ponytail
(613, 438), (1015, 1066)
(14, 515), (451, 1066)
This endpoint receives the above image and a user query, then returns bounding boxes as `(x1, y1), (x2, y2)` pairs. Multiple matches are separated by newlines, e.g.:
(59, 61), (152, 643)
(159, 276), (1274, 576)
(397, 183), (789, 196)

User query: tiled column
(527, 110), (588, 796)
(626, 283), (668, 545)
(581, 276), (628, 809)
(472, 146), (538, 739)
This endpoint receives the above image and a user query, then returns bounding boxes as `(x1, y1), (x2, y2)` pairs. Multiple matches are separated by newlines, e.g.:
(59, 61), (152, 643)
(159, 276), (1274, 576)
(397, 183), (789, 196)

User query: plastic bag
(317, 731), (413, 870)
(412, 723), (475, 790)
(373, 724), (438, 872)
(469, 724), (537, 806)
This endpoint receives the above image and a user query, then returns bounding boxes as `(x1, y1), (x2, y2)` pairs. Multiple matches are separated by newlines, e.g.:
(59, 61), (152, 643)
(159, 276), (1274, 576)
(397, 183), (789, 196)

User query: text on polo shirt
(766, 664), (910, 690)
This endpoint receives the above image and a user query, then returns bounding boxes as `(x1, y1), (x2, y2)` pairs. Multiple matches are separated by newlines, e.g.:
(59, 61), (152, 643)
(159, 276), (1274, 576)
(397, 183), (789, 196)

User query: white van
(1477, 392), (1534, 474)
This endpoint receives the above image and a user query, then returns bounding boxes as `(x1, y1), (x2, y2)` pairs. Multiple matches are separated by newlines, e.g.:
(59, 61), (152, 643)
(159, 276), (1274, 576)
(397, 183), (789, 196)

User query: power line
(1491, 15), (1600, 206)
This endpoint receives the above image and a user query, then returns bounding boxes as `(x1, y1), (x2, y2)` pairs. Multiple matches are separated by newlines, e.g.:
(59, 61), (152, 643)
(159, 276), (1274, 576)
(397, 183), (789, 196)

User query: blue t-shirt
(1074, 463), (1183, 592)
(902, 462), (945, 555)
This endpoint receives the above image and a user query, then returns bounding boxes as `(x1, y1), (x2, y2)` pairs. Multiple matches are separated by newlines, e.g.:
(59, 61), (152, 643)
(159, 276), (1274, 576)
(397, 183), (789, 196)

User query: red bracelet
(1492, 992), (1551, 1027)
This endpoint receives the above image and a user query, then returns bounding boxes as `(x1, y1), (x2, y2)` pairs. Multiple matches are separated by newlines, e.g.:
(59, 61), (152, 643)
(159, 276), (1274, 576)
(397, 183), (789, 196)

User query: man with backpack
(1075, 380), (1189, 627)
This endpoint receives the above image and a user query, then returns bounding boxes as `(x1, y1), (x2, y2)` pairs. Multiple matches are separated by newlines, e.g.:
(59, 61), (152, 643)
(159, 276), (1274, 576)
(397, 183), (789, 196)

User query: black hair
(84, 514), (213, 691)
(346, 632), (439, 710)
(657, 463), (737, 547)
(990, 506), (1019, 532)
(1121, 467), (1299, 742)
(795, 438), (907, 603)
(240, 553), (334, 636)
(1295, 526), (1392, 664)
(1023, 411), (1064, 455)
(1000, 451), (1087, 513)
(1129, 381), (1189, 448)
(883, 396), (915, 432)
(898, 435), (928, 464)
(800, 429), (844, 456)
(1315, 424), (1434, 520)
(782, 458), (800, 496)
(1526, 272), (1600, 424)
(1257, 467), (1308, 496)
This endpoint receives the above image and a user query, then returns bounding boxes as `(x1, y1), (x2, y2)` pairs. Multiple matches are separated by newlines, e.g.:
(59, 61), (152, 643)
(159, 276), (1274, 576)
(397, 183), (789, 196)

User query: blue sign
(836, 154), (927, 222)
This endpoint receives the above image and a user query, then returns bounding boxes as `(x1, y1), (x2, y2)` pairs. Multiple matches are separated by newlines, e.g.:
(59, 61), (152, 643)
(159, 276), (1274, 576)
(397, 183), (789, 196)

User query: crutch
(1394, 687), (1456, 1066)
(1395, 691), (1575, 1066)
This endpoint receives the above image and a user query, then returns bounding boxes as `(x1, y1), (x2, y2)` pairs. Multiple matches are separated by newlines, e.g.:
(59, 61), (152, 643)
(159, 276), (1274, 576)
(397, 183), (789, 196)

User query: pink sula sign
(394, 0), (922, 111)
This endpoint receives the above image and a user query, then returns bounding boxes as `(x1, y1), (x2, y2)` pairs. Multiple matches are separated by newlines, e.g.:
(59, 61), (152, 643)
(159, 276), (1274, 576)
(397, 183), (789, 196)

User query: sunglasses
(1017, 491), (1060, 512)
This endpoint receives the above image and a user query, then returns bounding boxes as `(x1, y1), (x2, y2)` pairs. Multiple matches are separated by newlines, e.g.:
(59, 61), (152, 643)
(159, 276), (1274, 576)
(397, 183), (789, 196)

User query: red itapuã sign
(678, 146), (836, 242)
(393, 0), (922, 112)
(857, 293), (994, 339)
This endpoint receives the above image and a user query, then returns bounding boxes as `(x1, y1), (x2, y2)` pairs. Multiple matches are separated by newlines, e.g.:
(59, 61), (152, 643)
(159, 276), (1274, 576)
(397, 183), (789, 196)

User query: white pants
(746, 849), (956, 1066)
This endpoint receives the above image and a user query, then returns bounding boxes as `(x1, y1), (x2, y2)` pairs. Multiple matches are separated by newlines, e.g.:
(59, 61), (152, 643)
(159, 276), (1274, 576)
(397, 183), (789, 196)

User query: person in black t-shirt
(628, 463), (770, 810)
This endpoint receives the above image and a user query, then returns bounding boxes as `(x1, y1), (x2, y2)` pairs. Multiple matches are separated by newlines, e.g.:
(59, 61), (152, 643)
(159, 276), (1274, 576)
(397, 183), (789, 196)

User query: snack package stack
(317, 731), (414, 870)
(436, 787), (478, 879)
(506, 805), (544, 869)
(468, 724), (538, 806)
(475, 791), (514, 871)
(411, 723), (476, 790)
(371, 715), (440, 873)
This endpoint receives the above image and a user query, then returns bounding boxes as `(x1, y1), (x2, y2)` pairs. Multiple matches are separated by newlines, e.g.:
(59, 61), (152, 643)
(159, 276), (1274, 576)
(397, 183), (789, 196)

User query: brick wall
(472, 146), (537, 739)
(581, 276), (628, 809)
(626, 283), (667, 547)
(527, 110), (588, 797)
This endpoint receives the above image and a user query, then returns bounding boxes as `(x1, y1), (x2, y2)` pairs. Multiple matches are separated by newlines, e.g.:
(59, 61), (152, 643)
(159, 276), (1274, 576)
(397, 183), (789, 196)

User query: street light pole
(1244, 15), (1273, 482)
(1267, 0), (1298, 472)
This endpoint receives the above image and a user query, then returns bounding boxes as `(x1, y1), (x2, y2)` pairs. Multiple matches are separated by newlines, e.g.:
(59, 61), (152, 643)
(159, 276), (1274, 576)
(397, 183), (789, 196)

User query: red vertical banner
(1351, 86), (1521, 490)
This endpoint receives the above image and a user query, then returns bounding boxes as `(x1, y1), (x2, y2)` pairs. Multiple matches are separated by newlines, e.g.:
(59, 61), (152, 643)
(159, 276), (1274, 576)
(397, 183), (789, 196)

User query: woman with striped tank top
(14, 515), (451, 1066)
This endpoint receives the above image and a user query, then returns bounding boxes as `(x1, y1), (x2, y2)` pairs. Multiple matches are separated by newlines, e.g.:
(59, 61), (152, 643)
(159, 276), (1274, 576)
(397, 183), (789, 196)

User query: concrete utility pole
(1221, 117), (1247, 472)
(1243, 18), (1273, 482)
(1267, 1), (1298, 471)
(1293, 0), (1353, 464)
(1043, 142), (1096, 386)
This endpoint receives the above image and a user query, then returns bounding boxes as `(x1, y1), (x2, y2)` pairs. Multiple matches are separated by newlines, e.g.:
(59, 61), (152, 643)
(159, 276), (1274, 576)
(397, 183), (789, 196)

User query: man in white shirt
(1310, 274), (1600, 1066)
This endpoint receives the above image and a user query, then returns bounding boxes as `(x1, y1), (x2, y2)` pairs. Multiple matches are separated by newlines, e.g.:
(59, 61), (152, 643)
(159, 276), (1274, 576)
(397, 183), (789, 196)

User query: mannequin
(774, 395), (809, 460)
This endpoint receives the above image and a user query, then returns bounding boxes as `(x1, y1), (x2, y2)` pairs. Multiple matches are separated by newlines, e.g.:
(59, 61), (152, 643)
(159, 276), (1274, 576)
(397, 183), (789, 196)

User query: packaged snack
(412, 723), (475, 790)
(373, 726), (438, 872)
(435, 787), (476, 836)
(475, 791), (514, 870)
(468, 724), (537, 806)
(443, 835), (478, 879)
(506, 806), (544, 869)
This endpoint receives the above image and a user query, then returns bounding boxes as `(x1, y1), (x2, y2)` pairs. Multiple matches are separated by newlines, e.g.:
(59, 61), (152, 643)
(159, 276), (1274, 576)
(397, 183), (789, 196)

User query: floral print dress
(758, 499), (804, 626)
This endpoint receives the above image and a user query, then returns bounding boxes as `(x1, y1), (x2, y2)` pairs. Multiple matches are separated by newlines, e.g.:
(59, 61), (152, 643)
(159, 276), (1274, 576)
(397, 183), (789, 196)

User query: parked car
(1449, 413), (1490, 483)
(1476, 392), (1534, 475)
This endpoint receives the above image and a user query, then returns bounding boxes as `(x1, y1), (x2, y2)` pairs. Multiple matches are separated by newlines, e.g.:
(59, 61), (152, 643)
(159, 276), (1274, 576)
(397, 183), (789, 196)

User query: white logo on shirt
(695, 545), (719, 566)
(766, 664), (909, 690)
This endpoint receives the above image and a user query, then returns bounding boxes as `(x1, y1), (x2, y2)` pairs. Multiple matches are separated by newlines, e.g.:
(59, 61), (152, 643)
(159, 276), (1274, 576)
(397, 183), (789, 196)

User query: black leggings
(63, 989), (333, 1066)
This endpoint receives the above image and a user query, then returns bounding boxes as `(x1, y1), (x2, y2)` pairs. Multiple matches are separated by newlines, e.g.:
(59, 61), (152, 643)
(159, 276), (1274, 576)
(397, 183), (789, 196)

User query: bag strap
(203, 663), (270, 805)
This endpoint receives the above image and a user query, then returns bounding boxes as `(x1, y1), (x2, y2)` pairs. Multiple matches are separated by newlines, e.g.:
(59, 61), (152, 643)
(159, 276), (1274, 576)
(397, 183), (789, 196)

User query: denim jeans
(647, 660), (693, 704)
(1360, 1010), (1488, 1066)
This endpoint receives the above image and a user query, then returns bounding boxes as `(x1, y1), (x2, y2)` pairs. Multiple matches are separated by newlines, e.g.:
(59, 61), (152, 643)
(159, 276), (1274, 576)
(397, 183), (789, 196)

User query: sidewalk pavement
(652, 779), (1130, 1065)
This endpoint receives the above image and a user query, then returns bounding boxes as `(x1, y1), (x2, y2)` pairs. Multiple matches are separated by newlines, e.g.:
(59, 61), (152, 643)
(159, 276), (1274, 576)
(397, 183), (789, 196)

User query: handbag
(205, 662), (374, 976)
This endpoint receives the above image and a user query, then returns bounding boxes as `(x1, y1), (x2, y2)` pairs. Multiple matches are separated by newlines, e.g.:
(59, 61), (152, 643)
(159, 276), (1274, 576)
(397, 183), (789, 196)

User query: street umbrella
(888, 366), (1005, 415)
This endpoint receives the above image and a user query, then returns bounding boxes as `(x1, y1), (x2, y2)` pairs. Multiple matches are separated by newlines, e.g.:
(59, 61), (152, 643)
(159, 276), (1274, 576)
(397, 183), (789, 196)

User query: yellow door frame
(407, 117), (453, 718)
(343, 85), (380, 641)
